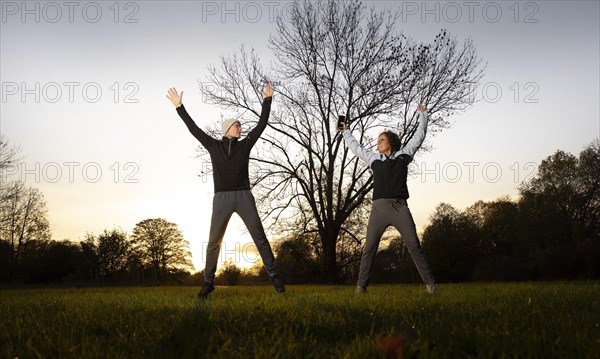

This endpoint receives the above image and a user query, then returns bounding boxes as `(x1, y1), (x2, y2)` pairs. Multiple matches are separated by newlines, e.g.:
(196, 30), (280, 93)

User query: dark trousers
(357, 198), (436, 288)
(204, 190), (277, 282)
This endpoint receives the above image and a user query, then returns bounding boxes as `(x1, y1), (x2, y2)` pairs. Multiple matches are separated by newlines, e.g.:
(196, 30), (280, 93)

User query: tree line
(2, 135), (597, 285)
(423, 140), (600, 282)
(1, 0), (597, 286)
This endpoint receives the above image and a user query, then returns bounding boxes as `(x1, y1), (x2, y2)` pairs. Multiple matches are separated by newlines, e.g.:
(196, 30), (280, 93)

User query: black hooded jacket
(176, 97), (272, 193)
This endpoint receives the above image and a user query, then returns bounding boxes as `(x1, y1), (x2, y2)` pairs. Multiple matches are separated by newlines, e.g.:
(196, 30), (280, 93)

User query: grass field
(1, 282), (599, 358)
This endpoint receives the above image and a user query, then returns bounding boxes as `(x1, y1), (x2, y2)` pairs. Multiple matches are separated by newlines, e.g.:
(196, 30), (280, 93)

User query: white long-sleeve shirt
(342, 111), (428, 200)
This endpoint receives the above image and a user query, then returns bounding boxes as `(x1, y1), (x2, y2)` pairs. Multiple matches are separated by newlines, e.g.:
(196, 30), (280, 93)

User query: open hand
(263, 83), (274, 98)
(166, 87), (183, 107)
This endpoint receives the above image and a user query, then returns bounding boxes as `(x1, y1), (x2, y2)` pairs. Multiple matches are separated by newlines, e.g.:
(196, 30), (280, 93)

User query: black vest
(371, 154), (412, 200)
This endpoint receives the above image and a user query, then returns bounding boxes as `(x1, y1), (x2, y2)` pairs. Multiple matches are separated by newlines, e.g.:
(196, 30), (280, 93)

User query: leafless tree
(0, 135), (21, 173)
(0, 181), (51, 280)
(199, 0), (484, 281)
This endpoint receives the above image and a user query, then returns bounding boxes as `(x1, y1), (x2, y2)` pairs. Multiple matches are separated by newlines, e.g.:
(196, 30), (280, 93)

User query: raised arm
(342, 129), (380, 166)
(246, 83), (274, 146)
(166, 87), (215, 147)
(397, 105), (428, 158)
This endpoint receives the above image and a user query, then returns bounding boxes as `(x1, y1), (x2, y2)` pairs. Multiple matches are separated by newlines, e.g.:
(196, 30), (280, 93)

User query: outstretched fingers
(166, 87), (183, 107)
(263, 83), (274, 98)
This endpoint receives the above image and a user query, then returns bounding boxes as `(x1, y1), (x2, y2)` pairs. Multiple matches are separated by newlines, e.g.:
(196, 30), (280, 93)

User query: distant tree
(275, 235), (321, 283)
(185, 270), (205, 286)
(576, 140), (600, 240)
(520, 150), (579, 248)
(465, 197), (520, 257)
(12, 239), (49, 282)
(1, 137), (23, 281)
(0, 181), (51, 281)
(519, 140), (600, 246)
(130, 218), (193, 284)
(422, 203), (480, 281)
(0, 136), (23, 253)
(37, 240), (82, 283)
(94, 229), (131, 280)
(248, 259), (270, 283)
(369, 235), (421, 284)
(80, 235), (100, 283)
(335, 200), (370, 282)
(0, 135), (21, 172)
(125, 251), (145, 284)
(217, 259), (242, 286)
(0, 239), (11, 281)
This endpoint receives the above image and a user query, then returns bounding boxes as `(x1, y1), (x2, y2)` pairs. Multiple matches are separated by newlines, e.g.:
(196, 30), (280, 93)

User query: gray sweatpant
(357, 198), (435, 288)
(204, 190), (277, 282)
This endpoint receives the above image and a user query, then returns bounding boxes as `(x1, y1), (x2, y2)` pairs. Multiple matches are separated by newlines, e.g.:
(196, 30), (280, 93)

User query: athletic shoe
(197, 281), (215, 299)
(270, 274), (286, 293)
(355, 286), (367, 294)
(426, 284), (438, 294)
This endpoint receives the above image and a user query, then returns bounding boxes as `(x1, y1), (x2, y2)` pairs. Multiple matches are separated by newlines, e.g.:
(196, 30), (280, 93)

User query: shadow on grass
(157, 301), (212, 358)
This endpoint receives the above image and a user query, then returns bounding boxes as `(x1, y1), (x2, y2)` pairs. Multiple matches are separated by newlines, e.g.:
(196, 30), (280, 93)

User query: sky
(1, 0), (599, 272)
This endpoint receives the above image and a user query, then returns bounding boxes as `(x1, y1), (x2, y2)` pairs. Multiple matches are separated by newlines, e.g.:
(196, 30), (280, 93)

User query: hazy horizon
(1, 0), (599, 271)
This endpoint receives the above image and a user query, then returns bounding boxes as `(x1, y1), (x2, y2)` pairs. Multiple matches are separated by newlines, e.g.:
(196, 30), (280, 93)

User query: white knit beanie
(221, 118), (240, 137)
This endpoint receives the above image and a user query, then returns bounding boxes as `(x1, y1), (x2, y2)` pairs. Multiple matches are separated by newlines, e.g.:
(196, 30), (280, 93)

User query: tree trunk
(321, 231), (340, 283)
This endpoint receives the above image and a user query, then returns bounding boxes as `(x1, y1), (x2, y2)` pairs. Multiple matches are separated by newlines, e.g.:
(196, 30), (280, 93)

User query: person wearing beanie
(339, 105), (437, 295)
(166, 83), (285, 299)
(221, 118), (240, 137)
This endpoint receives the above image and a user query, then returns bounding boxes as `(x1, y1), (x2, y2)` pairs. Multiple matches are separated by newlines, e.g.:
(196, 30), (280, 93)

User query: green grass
(1, 282), (599, 358)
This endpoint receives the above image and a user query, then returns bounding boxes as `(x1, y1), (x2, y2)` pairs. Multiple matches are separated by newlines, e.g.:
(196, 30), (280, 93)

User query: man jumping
(166, 83), (285, 299)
